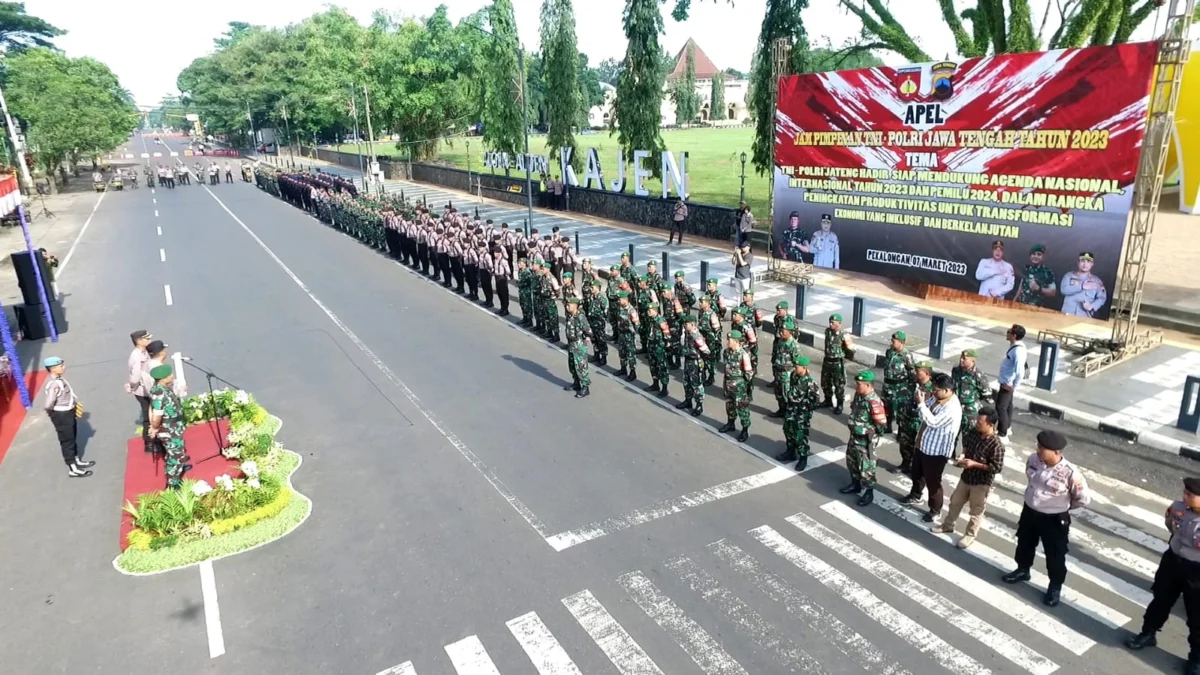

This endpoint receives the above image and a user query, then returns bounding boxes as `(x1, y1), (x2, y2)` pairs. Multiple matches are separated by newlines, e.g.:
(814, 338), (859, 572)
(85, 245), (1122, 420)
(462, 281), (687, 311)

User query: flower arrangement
(182, 388), (275, 460)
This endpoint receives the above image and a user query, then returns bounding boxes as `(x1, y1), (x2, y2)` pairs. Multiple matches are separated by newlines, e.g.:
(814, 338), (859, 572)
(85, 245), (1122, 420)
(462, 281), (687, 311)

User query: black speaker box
(15, 301), (67, 341)
(9, 251), (57, 306)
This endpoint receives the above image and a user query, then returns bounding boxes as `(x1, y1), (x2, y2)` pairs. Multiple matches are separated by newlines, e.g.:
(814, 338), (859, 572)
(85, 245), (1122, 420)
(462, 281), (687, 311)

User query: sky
(28, 0), (1175, 109)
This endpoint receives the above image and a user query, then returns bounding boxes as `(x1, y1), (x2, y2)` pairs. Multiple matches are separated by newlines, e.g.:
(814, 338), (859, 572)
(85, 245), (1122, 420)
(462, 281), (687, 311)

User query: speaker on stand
(9, 250), (67, 339)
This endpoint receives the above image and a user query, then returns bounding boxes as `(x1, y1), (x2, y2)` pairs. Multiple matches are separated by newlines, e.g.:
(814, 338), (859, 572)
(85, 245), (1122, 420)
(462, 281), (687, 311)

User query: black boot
(616, 367), (628, 377)
(1124, 633), (1157, 650)
(857, 488), (874, 507)
(770, 407), (785, 418)
(737, 426), (749, 443)
(1001, 568), (1032, 584)
(794, 454), (808, 471)
(675, 398), (692, 410)
(565, 378), (580, 391)
(774, 445), (797, 462)
(625, 370), (637, 382)
(833, 400), (843, 415)
(719, 420), (736, 433)
(819, 398), (833, 409)
(839, 480), (862, 494)
(575, 386), (590, 399)
(691, 403), (703, 417)
(657, 382), (669, 398)
(645, 379), (660, 393)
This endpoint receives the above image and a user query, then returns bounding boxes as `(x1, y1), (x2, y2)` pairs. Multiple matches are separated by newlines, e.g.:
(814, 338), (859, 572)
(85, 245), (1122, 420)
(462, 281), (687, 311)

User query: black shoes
(1124, 633), (1157, 650)
(921, 512), (935, 523)
(565, 379), (580, 391)
(737, 428), (749, 443)
(774, 449), (797, 463)
(690, 405), (703, 417)
(575, 387), (590, 399)
(839, 481), (862, 495)
(657, 384), (669, 399)
(68, 464), (93, 478)
(794, 455), (808, 472)
(675, 398), (692, 410)
(645, 380), (660, 393)
(75, 459), (95, 468)
(1043, 586), (1062, 607)
(719, 421), (736, 433)
(624, 370), (637, 382)
(857, 488), (874, 507)
(1001, 568), (1032, 584)
(900, 494), (922, 505)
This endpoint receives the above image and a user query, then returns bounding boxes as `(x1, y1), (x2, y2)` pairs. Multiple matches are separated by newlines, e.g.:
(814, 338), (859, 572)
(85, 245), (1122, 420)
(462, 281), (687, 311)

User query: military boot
(833, 399), (844, 415)
(737, 425), (749, 443)
(675, 398), (692, 410)
(564, 378), (580, 392)
(624, 369), (637, 382)
(839, 480), (862, 494)
(774, 443), (797, 463)
(657, 381), (669, 398)
(644, 379), (660, 393)
(794, 454), (808, 472)
(575, 386), (590, 399)
(719, 419), (736, 433)
(691, 402), (704, 417)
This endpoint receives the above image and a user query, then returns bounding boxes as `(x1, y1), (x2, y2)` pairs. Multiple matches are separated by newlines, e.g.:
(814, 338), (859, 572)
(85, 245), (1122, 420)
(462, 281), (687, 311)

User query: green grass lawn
(327, 126), (771, 215)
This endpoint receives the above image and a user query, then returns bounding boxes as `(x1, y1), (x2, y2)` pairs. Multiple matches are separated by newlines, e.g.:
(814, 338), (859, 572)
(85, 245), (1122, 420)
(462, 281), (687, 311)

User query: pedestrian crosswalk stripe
(561, 589), (664, 675)
(443, 635), (501, 675)
(872, 489), (1132, 628)
(1085, 492), (1165, 529)
(941, 473), (1160, 578)
(375, 661), (417, 675)
(618, 571), (748, 675)
(505, 611), (583, 675)
(665, 556), (829, 674)
(707, 540), (913, 675)
(750, 525), (990, 675)
(793, 508), (1067, 673)
(887, 476), (1153, 609)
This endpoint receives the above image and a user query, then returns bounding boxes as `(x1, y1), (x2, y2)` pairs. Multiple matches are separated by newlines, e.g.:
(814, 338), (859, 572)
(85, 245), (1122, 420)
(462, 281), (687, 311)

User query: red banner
(772, 43), (1159, 320)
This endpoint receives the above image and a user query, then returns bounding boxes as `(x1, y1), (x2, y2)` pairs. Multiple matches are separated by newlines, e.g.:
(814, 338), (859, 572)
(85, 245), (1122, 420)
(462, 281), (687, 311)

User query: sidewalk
(268, 155), (1200, 458)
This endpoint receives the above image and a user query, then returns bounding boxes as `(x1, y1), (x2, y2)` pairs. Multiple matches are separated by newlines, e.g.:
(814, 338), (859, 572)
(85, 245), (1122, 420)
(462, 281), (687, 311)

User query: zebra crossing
(374, 443), (1180, 675)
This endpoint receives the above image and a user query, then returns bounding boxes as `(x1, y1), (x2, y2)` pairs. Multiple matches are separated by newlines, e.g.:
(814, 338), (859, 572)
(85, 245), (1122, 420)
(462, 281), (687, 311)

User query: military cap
(742, 288), (754, 296)
(610, 264), (621, 271)
(566, 296), (581, 305)
(648, 302), (660, 309)
(1079, 251), (1095, 261)
(1185, 477), (1200, 496)
(646, 260), (656, 267)
(698, 295), (711, 303)
(991, 239), (1005, 249)
(892, 331), (907, 342)
(617, 291), (630, 298)
(620, 251), (630, 258)
(781, 317), (796, 331)
(1036, 430), (1068, 451)
(855, 370), (876, 383)
(683, 313), (699, 323)
(563, 271), (574, 278)
(728, 330), (744, 341)
(43, 356), (64, 368)
(707, 278), (718, 285)
(674, 271), (686, 278)
(776, 301), (789, 310)
(1030, 244), (1046, 254)
(638, 275), (649, 283)
(150, 364), (173, 381)
(591, 280), (602, 287)
(793, 355), (811, 367)
(916, 360), (935, 371)
(821, 213), (832, 221)
(830, 313), (843, 322)
(581, 257), (591, 264)
(961, 349), (979, 358)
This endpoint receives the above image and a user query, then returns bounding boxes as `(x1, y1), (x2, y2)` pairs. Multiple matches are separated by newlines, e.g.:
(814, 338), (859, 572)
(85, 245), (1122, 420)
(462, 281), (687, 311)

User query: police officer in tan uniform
(1126, 476), (1200, 673)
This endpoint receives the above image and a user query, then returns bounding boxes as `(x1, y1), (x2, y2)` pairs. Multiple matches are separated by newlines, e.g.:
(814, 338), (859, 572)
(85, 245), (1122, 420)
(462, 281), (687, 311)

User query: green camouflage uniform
(897, 378), (935, 469)
(822, 327), (849, 407)
(586, 291), (609, 362)
(951, 365), (991, 446)
(661, 295), (681, 368)
(772, 337), (801, 411)
(723, 345), (753, 428)
(882, 346), (916, 428)
(149, 383), (187, 489)
(704, 288), (727, 321)
(847, 389), (886, 488)
(540, 273), (561, 340)
(565, 312), (593, 388)
(698, 306), (721, 384)
(784, 371), (821, 458)
(675, 279), (696, 311)
(616, 302), (639, 373)
(739, 302), (764, 374)
(1015, 264), (1057, 306)
(636, 284), (657, 351)
(646, 270), (666, 295)
(682, 327), (710, 406)
(606, 274), (623, 339)
(647, 313), (670, 385)
(518, 267), (535, 323)
(781, 227), (810, 261)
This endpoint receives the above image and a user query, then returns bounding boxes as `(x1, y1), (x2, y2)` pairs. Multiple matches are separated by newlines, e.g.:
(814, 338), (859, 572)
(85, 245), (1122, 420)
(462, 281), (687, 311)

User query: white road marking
(562, 590), (664, 675)
(159, 248), (166, 263)
(709, 540), (911, 675)
(55, 190), (106, 282)
(544, 456), (839, 551)
(154, 209), (159, 217)
(201, 188), (551, 539)
(375, 662), (417, 675)
(666, 556), (827, 674)
(164, 284), (173, 306)
(506, 611), (583, 675)
(942, 472), (1159, 578)
(444, 635), (501, 675)
(793, 509), (1065, 673)
(871, 489), (1131, 628)
(1085, 490), (1168, 528)
(153, 198), (157, 204)
(888, 475), (1152, 608)
(199, 560), (225, 658)
(618, 571), (747, 675)
(157, 226), (162, 236)
(752, 525), (988, 675)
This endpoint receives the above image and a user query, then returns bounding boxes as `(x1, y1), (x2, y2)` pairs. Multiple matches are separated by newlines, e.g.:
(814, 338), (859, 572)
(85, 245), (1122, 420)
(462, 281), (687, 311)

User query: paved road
(0, 134), (1196, 675)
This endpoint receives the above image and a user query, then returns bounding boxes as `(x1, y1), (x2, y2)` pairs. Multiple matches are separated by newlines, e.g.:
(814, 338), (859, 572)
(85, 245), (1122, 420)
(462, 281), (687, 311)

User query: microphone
(179, 356), (193, 362)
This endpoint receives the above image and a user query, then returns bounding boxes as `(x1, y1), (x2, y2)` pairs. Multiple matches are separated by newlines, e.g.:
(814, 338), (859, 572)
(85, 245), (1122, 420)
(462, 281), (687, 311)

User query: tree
(540, 0), (581, 172)
(0, 2), (63, 52)
(671, 43), (700, 126)
(724, 67), (745, 79)
(611, 0), (667, 178)
(596, 57), (623, 85)
(748, 0), (809, 175)
(577, 54), (605, 125)
(710, 70), (725, 121)
(482, 0), (525, 174)
(802, 44), (885, 73)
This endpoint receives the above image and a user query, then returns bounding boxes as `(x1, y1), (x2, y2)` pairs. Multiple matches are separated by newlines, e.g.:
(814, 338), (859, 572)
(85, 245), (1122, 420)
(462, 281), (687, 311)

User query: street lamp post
(518, 49), (534, 230)
(739, 151), (747, 204)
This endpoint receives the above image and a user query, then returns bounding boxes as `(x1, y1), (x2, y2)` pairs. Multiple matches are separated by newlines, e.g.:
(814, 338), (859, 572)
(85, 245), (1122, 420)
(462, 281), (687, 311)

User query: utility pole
(0, 83), (34, 193)
(246, 102), (256, 150)
(518, 49), (533, 229)
(348, 85), (366, 183)
(280, 103), (295, 164)
(363, 84), (379, 187)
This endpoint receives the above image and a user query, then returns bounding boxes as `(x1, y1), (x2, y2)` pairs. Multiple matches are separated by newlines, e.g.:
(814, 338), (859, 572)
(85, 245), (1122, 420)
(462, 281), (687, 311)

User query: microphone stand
(181, 358), (243, 463)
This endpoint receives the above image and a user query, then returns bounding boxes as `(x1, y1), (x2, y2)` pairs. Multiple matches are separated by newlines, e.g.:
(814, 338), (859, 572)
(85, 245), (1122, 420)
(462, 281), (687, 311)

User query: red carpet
(0, 371), (48, 468)
(119, 419), (243, 551)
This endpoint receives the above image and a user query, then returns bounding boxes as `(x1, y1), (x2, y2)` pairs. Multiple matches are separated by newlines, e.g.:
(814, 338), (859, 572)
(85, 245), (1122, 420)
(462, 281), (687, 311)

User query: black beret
(1185, 477), (1200, 495)
(1036, 430), (1068, 451)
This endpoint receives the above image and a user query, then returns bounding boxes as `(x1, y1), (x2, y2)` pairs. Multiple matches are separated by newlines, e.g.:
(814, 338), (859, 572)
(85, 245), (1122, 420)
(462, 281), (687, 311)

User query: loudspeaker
(15, 301), (67, 341)
(9, 251), (56, 306)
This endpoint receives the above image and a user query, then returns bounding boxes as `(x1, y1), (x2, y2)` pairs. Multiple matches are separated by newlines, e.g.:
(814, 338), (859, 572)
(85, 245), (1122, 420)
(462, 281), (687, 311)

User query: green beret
(150, 364), (173, 381)
(646, 261), (656, 267)
(1030, 244), (1046, 253)
(830, 313), (843, 322)
(781, 317), (795, 331)
(916, 360), (935, 371)
(728, 330), (744, 341)
(707, 278), (718, 284)
(648, 302), (660, 309)
(793, 355), (810, 367)
(638, 275), (649, 283)
(674, 271), (685, 278)
(776, 301), (789, 310)
(620, 251), (630, 258)
(855, 370), (875, 383)
(563, 272), (574, 278)
(617, 291), (630, 298)
(683, 313), (698, 323)
(566, 296), (581, 304)
(591, 280), (602, 287)
(892, 331), (906, 342)
(962, 349), (978, 358)
(610, 264), (621, 271)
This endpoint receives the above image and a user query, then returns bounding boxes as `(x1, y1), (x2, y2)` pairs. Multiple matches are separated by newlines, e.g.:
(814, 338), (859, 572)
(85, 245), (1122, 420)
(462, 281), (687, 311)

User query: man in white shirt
(124, 330), (154, 453)
(902, 373), (963, 522)
(976, 240), (1015, 298)
(996, 323), (1028, 441)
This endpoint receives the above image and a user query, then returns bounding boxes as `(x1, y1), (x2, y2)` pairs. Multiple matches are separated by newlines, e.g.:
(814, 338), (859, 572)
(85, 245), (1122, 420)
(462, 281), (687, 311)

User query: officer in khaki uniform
(1126, 477), (1200, 673)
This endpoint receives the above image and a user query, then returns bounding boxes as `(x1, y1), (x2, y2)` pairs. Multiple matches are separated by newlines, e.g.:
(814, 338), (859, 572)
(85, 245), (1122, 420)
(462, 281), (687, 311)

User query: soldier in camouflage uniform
(636, 276), (658, 354)
(770, 301), (790, 385)
(739, 290), (764, 372)
(881, 330), (917, 434)
(951, 349), (991, 452)
(676, 313), (711, 416)
(586, 280), (609, 366)
(822, 313), (854, 414)
(719, 331), (754, 442)
(660, 287), (682, 369)
(619, 251), (636, 286)
(148, 364), (189, 490)
(771, 318), (801, 417)
(674, 270), (696, 312)
(1014, 244), (1058, 307)
(517, 258), (535, 328)
(841, 370), (888, 506)
(607, 265), (624, 341)
(779, 212), (811, 262)
(776, 353), (822, 470)
(645, 303), (671, 397)
(704, 278), (727, 321)
(892, 360), (935, 474)
(540, 263), (563, 342)
(563, 297), (594, 398)
(645, 260), (666, 295)
(615, 291), (640, 381)
(697, 295), (722, 386)
(730, 308), (759, 401)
